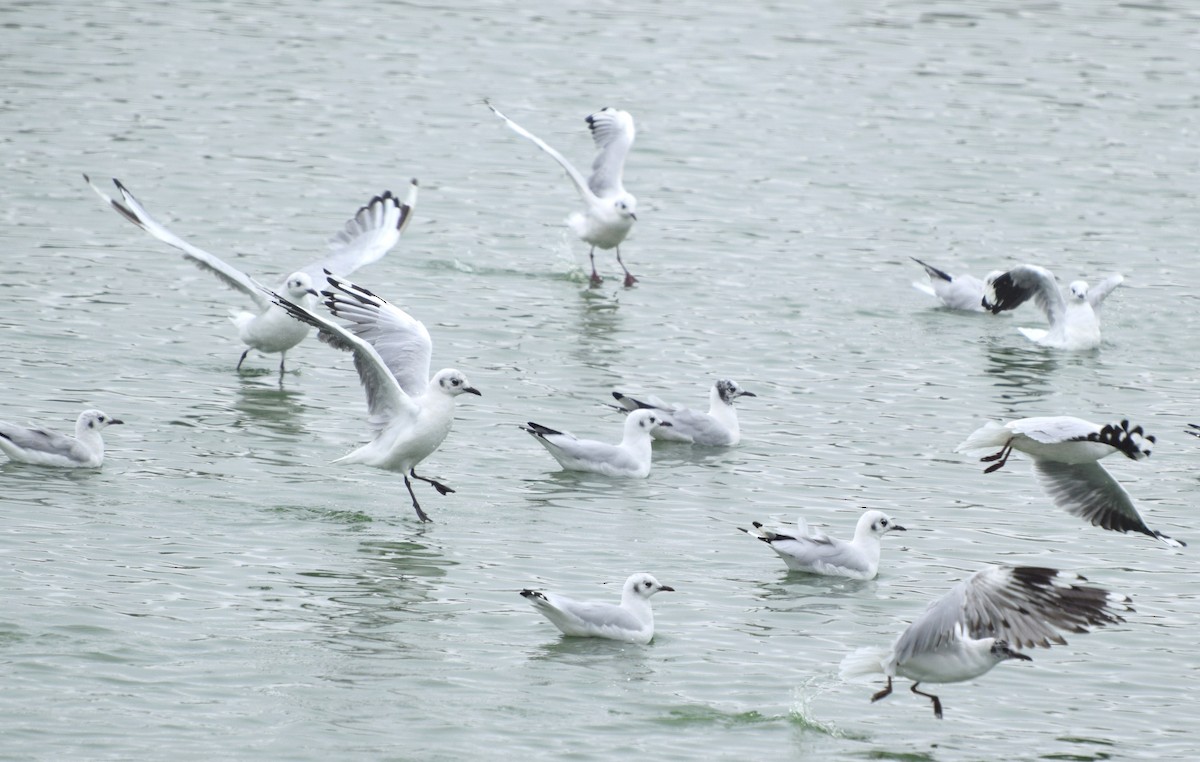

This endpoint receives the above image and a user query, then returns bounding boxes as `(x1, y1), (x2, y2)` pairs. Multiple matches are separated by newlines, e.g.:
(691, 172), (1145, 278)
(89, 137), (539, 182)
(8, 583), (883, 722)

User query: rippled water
(4, 1), (1200, 759)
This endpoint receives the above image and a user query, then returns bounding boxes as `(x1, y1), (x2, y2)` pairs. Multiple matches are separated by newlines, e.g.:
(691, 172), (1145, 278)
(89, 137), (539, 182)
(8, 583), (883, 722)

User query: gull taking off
(0, 410), (123, 468)
(86, 175), (417, 372)
(740, 510), (905, 580)
(910, 257), (999, 312)
(521, 409), (669, 478)
(269, 273), (479, 522)
(520, 573), (674, 644)
(840, 565), (1132, 719)
(957, 416), (1182, 547)
(611, 379), (756, 447)
(487, 102), (639, 287)
(981, 264), (1123, 350)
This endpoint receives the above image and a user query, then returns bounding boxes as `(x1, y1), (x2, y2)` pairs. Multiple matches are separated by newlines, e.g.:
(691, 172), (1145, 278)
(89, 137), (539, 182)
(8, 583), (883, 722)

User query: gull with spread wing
(488, 102), (639, 286)
(268, 273), (479, 522)
(86, 174), (417, 372)
(520, 573), (675, 644)
(611, 379), (756, 447)
(981, 264), (1123, 350)
(957, 416), (1182, 547)
(740, 509), (905, 580)
(840, 565), (1132, 719)
(0, 410), (124, 468)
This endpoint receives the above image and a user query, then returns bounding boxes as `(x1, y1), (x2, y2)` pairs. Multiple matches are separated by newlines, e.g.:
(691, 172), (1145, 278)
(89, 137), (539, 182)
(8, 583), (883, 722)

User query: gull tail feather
(955, 420), (1009, 454)
(839, 647), (890, 681)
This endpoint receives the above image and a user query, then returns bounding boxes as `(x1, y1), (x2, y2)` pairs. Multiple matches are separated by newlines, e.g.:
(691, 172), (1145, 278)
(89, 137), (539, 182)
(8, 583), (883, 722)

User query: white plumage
(741, 509), (905, 580)
(0, 410), (123, 468)
(982, 264), (1123, 349)
(520, 573), (674, 644)
(611, 379), (755, 446)
(521, 410), (670, 478)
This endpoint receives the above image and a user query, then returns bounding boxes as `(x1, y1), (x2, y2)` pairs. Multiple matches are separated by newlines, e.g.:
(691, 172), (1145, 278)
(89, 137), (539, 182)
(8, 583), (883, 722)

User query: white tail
(955, 420), (1009, 454)
(839, 646), (890, 681)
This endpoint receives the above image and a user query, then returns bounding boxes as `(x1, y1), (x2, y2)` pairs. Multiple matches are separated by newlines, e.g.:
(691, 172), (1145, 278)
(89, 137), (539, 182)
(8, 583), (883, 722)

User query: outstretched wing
(298, 180), (418, 283)
(85, 175), (270, 311)
(321, 274), (433, 400)
(1087, 274), (1124, 309)
(487, 101), (595, 203)
(983, 264), (1065, 327)
(1033, 460), (1181, 545)
(265, 285), (418, 431)
(585, 108), (635, 198)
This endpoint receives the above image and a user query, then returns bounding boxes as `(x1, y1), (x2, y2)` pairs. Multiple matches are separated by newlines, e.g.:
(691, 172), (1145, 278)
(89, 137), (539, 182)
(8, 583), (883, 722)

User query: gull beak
(892, 524), (907, 532)
(307, 288), (320, 297)
(658, 585), (675, 592)
(658, 420), (673, 427)
(1010, 651), (1032, 662)
(109, 419), (125, 425)
(629, 212), (637, 221)
(738, 390), (757, 398)
(464, 386), (482, 396)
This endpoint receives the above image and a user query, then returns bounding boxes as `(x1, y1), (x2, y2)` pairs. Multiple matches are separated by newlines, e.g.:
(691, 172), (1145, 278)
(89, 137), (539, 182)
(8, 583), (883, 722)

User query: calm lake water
(4, 1), (1199, 759)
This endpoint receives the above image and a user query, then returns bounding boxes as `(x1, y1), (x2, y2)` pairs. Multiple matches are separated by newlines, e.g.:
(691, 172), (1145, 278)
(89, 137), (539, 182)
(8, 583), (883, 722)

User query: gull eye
(880, 518), (888, 527)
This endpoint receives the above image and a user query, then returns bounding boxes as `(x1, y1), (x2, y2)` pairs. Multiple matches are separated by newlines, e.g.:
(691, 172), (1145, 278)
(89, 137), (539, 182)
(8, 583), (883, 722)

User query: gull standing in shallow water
(910, 257), (1001, 312)
(268, 273), (479, 522)
(957, 416), (1182, 547)
(487, 102), (639, 287)
(520, 573), (674, 644)
(840, 565), (1133, 719)
(86, 175), (417, 372)
(0, 410), (123, 468)
(520, 409), (669, 478)
(611, 379), (756, 446)
(981, 264), (1123, 350)
(740, 510), (905, 580)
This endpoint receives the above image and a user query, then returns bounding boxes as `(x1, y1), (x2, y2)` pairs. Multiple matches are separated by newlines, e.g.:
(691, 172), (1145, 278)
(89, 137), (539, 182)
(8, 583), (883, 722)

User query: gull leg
(588, 247), (603, 287)
(616, 246), (637, 287)
(870, 677), (893, 703)
(410, 468), (455, 496)
(278, 352), (287, 375)
(911, 683), (943, 719)
(236, 348), (251, 371)
(981, 441), (1013, 474)
(404, 474), (432, 523)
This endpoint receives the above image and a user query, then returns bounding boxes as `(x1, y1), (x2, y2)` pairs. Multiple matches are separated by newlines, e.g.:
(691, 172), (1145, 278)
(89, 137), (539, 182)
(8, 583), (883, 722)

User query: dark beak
(658, 585), (675, 592)
(464, 386), (482, 396)
(738, 390), (757, 398)
(658, 420), (673, 427)
(1010, 651), (1032, 662)
(892, 524), (907, 532)
(109, 419), (125, 425)
(307, 288), (320, 297)
(629, 212), (637, 221)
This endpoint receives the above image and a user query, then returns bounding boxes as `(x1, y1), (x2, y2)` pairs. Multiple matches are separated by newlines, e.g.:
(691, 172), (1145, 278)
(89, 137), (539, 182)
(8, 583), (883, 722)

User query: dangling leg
(236, 348), (252, 370)
(910, 682), (943, 719)
(278, 351), (287, 375)
(410, 468), (455, 496)
(404, 474), (432, 522)
(870, 677), (893, 703)
(588, 247), (603, 287)
(980, 440), (1013, 473)
(616, 246), (637, 287)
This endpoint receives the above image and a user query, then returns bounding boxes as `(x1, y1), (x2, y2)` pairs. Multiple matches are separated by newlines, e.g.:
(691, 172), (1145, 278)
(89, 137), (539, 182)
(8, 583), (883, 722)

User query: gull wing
(584, 108), (635, 198)
(1087, 273), (1124, 309)
(1008, 416), (1098, 444)
(487, 102), (596, 203)
(265, 286), (418, 430)
(298, 180), (418, 283)
(983, 264), (1065, 328)
(85, 175), (270, 311)
(0, 424), (86, 462)
(893, 565), (1132, 663)
(1033, 460), (1181, 545)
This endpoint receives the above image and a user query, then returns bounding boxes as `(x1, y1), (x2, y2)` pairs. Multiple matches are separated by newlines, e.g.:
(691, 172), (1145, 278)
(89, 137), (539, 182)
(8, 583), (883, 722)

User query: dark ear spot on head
(88, 421), (95, 429)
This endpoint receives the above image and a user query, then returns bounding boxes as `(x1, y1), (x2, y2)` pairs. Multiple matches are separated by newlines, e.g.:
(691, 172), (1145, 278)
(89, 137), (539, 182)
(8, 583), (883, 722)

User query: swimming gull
(521, 409), (669, 478)
(268, 273), (479, 522)
(86, 174), (417, 372)
(840, 564), (1132, 718)
(0, 409), (123, 468)
(487, 102), (639, 287)
(957, 416), (1182, 546)
(520, 572), (674, 644)
(740, 509), (905, 580)
(910, 257), (1001, 312)
(611, 379), (755, 446)
(981, 264), (1123, 350)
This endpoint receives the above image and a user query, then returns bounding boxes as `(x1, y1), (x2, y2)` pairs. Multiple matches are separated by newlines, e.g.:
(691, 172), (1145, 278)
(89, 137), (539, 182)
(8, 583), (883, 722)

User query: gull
(267, 273), (479, 522)
(487, 102), (639, 287)
(840, 564), (1132, 719)
(520, 409), (669, 478)
(519, 573), (674, 644)
(910, 257), (1001, 312)
(981, 264), (1123, 349)
(0, 410), (123, 468)
(86, 174), (417, 372)
(957, 416), (1182, 547)
(611, 379), (756, 446)
(739, 509), (905, 580)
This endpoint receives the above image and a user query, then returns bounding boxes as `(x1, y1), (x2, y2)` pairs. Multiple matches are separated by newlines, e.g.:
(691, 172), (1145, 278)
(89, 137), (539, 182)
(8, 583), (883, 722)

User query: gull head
(626, 409), (671, 435)
(990, 640), (1032, 663)
(1068, 280), (1089, 302)
(715, 379), (756, 405)
(283, 272), (320, 302)
(623, 573), (674, 600)
(857, 509), (906, 540)
(77, 409), (124, 433)
(432, 369), (481, 398)
(614, 194), (638, 221)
